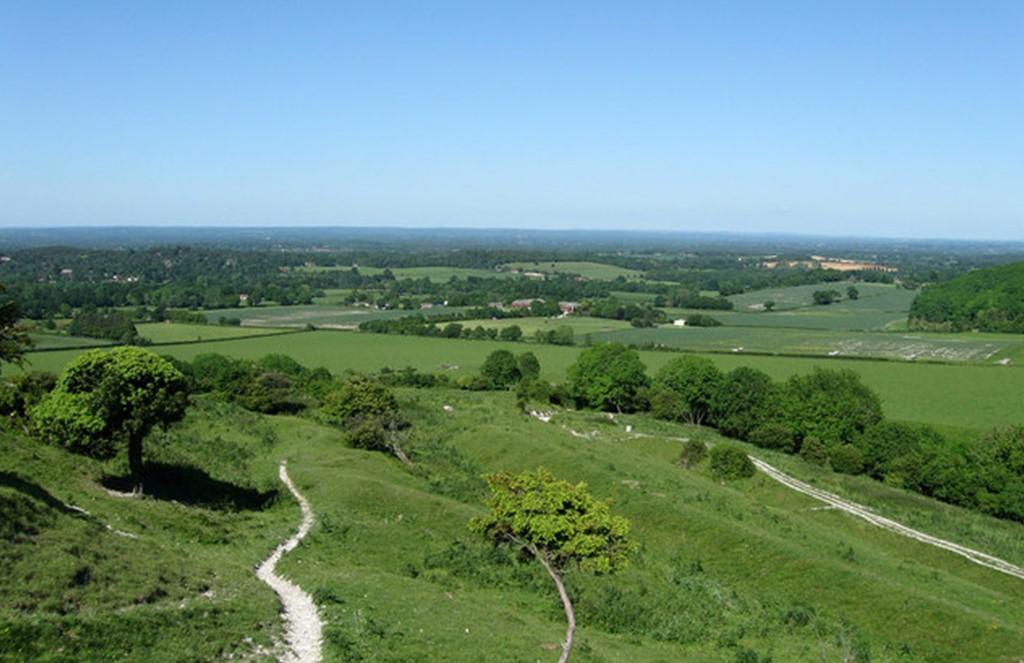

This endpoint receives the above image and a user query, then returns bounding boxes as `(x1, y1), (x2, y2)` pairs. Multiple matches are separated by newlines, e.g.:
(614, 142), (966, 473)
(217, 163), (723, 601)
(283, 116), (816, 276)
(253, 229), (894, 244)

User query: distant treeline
(4, 243), (1019, 322)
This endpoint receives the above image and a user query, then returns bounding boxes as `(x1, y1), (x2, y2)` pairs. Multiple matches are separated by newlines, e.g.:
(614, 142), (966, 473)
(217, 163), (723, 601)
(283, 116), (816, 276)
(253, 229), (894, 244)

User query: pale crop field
(597, 325), (1018, 362)
(501, 260), (642, 280)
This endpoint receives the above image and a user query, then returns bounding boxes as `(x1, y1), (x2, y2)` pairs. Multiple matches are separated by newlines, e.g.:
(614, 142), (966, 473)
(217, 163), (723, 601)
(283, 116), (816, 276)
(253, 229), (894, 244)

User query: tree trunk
(391, 443), (413, 467)
(533, 548), (576, 663)
(387, 422), (413, 467)
(128, 434), (144, 495)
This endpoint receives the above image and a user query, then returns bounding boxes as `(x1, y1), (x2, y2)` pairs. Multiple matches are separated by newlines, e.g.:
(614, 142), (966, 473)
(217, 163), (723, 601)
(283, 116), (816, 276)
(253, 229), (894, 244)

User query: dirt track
(256, 462), (323, 663)
(750, 456), (1024, 580)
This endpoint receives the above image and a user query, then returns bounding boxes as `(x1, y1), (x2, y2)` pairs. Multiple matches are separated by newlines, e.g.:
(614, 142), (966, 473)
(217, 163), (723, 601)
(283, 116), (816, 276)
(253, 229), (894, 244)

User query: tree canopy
(909, 260), (1024, 332)
(566, 342), (649, 412)
(480, 349), (521, 388)
(31, 346), (189, 493)
(782, 367), (882, 446)
(652, 355), (723, 425)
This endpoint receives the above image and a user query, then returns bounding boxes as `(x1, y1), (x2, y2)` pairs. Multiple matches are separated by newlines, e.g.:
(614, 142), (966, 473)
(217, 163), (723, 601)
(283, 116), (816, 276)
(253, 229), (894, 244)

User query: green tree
(782, 367), (883, 446)
(652, 355), (723, 425)
(857, 421), (942, 481)
(747, 422), (796, 453)
(710, 366), (780, 439)
(763, 300), (776, 312)
(829, 444), (865, 475)
(566, 343), (649, 412)
(847, 286), (860, 300)
(499, 325), (523, 342)
(321, 373), (411, 464)
(480, 349), (521, 389)
(812, 289), (841, 306)
(471, 468), (637, 663)
(517, 351), (541, 381)
(31, 347), (189, 493)
(799, 436), (830, 466)
(0, 285), (31, 374)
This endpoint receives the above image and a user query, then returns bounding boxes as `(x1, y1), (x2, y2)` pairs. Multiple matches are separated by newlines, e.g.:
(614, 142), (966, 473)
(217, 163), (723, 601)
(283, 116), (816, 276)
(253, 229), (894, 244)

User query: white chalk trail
(256, 462), (323, 663)
(750, 456), (1024, 581)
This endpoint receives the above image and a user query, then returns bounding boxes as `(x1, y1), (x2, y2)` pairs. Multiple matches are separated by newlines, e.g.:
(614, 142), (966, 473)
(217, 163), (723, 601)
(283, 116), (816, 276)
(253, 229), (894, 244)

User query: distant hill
(909, 261), (1024, 332)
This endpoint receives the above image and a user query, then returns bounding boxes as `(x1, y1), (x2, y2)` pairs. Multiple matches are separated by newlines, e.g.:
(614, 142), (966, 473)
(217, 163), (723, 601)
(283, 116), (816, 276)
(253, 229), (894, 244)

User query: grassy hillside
(7, 384), (1022, 661)
(0, 400), (295, 662)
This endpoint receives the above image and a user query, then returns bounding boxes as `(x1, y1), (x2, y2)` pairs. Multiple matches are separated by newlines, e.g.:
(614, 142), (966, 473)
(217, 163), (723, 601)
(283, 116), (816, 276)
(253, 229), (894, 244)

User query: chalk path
(750, 456), (1024, 580)
(256, 462), (323, 663)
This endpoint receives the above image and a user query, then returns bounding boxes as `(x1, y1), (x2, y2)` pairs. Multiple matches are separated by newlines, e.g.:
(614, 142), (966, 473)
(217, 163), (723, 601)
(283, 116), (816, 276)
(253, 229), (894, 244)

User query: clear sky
(2, 1), (1022, 240)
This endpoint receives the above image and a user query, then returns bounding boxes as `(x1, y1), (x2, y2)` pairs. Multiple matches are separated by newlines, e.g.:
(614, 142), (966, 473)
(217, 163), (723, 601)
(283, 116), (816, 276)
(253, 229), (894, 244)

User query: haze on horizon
(2, 1), (1022, 241)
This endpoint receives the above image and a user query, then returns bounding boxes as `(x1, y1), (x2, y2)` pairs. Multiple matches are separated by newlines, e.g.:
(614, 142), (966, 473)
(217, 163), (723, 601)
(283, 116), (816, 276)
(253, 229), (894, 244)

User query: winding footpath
(750, 456), (1024, 581)
(256, 461), (323, 663)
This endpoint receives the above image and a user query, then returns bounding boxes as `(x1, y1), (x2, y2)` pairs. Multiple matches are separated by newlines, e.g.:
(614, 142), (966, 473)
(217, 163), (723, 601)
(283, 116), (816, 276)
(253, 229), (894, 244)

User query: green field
(200, 304), (470, 328)
(21, 331), (1024, 433)
(136, 323), (293, 344)
(27, 333), (113, 351)
(345, 266), (510, 282)
(685, 284), (919, 331)
(502, 261), (642, 280)
(473, 316), (634, 337)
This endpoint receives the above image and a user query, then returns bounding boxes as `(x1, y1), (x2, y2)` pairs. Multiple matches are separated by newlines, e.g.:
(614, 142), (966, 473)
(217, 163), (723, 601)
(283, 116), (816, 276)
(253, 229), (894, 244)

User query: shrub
(829, 444), (865, 475)
(678, 439), (707, 468)
(799, 436), (830, 466)
(748, 423), (795, 453)
(708, 443), (756, 480)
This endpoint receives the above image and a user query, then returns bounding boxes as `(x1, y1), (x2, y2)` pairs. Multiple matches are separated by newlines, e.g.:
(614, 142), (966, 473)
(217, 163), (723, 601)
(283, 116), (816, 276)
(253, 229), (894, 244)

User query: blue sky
(2, 1), (1022, 239)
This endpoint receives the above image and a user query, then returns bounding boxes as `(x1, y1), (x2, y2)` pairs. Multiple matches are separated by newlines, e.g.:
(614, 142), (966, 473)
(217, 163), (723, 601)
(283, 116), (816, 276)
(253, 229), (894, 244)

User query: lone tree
(31, 346), (189, 494)
(471, 468), (637, 663)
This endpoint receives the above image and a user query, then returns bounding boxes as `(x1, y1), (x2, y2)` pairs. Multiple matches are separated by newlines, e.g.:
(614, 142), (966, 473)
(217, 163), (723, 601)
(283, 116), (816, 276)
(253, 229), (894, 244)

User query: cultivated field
(308, 265), (510, 282)
(599, 326), (1017, 362)
(501, 261), (642, 280)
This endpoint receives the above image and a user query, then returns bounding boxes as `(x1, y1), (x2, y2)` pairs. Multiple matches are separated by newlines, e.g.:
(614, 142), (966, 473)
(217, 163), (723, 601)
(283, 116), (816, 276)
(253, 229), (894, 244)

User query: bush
(829, 444), (865, 475)
(747, 423), (795, 453)
(799, 436), (830, 466)
(645, 386), (684, 422)
(678, 439), (707, 468)
(708, 443), (756, 480)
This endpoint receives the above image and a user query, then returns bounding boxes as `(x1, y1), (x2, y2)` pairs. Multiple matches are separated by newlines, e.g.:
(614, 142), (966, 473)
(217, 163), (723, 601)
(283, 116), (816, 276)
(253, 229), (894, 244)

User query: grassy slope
(0, 400), (296, 663)
(271, 389), (1024, 662)
(4, 387), (1024, 661)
